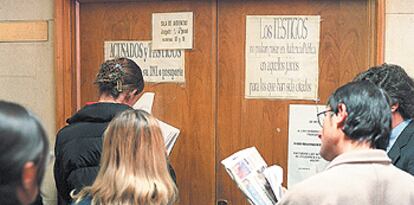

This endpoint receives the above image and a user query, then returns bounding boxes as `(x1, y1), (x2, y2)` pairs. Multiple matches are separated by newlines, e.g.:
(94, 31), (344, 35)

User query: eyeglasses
(317, 110), (334, 127)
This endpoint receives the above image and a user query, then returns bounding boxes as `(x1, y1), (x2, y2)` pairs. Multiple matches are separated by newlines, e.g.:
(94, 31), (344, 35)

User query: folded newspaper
(221, 147), (283, 205)
(133, 92), (180, 155)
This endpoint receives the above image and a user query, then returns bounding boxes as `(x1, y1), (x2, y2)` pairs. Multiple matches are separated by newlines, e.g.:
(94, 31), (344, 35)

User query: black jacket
(54, 103), (176, 205)
(388, 120), (414, 175)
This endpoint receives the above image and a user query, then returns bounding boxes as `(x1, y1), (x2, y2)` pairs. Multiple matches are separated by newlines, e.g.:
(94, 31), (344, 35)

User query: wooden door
(216, 0), (382, 204)
(56, 0), (383, 205)
(75, 1), (217, 205)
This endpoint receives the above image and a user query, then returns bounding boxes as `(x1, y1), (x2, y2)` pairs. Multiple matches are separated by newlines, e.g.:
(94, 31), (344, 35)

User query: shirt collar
(387, 119), (412, 152)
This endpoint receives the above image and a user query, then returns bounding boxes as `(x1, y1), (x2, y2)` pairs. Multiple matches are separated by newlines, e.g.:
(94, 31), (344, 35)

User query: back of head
(353, 63), (414, 119)
(95, 57), (144, 98)
(0, 101), (49, 205)
(328, 81), (392, 149)
(73, 109), (178, 205)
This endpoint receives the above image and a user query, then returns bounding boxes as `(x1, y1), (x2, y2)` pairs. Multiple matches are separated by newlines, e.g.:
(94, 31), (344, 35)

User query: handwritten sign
(152, 12), (193, 50)
(245, 16), (320, 99)
(104, 41), (185, 83)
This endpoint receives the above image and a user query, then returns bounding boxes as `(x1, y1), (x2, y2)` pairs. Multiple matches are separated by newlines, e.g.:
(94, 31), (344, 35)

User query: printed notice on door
(245, 15), (320, 99)
(104, 41), (185, 83)
(288, 104), (329, 188)
(152, 12), (193, 50)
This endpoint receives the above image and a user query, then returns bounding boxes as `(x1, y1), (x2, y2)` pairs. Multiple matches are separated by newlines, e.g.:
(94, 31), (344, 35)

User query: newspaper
(221, 147), (283, 205)
(133, 92), (180, 155)
(133, 92), (155, 113)
(263, 165), (284, 202)
(157, 119), (180, 155)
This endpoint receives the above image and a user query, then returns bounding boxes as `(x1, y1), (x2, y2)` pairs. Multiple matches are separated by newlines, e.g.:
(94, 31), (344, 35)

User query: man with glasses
(353, 64), (414, 175)
(278, 81), (414, 205)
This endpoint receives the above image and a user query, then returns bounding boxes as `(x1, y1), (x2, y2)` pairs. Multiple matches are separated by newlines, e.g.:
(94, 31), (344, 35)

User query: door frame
(55, 0), (79, 129)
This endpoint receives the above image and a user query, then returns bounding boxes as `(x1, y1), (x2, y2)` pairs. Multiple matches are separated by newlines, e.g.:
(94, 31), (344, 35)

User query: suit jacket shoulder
(388, 120), (414, 175)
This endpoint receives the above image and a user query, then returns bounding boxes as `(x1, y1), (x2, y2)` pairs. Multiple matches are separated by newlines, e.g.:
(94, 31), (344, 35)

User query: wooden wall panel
(217, 1), (380, 204)
(78, 1), (216, 205)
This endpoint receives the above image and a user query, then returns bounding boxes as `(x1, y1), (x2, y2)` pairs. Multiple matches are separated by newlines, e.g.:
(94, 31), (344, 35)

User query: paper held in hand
(133, 92), (180, 155)
(221, 147), (283, 205)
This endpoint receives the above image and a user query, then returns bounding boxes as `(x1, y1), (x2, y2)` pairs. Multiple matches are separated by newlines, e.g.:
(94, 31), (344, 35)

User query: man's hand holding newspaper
(221, 147), (284, 205)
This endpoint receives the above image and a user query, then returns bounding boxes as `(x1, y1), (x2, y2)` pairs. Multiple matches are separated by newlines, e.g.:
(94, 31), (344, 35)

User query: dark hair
(328, 81), (392, 149)
(0, 101), (49, 205)
(95, 57), (144, 98)
(353, 63), (414, 120)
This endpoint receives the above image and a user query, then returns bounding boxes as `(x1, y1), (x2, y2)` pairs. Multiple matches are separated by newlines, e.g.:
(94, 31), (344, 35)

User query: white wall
(0, 0), (57, 204)
(385, 0), (414, 76)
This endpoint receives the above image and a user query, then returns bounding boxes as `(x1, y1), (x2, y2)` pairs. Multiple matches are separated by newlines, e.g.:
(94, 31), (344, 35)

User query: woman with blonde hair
(72, 109), (178, 205)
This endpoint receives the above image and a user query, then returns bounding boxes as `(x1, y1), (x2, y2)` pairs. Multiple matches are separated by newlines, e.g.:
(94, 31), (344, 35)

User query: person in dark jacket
(54, 58), (176, 205)
(353, 64), (414, 175)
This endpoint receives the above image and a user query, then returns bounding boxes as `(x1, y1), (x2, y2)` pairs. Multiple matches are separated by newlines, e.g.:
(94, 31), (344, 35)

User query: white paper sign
(104, 41), (185, 83)
(245, 16), (320, 99)
(152, 12), (193, 50)
(288, 104), (329, 188)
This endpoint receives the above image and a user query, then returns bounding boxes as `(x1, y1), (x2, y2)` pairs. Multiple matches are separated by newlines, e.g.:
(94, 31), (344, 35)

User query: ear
(130, 89), (138, 96)
(391, 103), (399, 113)
(124, 89), (142, 106)
(21, 162), (37, 191)
(334, 103), (348, 127)
(125, 89), (138, 99)
(16, 161), (39, 204)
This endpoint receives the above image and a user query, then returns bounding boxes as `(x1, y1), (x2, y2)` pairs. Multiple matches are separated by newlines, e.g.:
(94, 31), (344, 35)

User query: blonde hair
(72, 110), (178, 205)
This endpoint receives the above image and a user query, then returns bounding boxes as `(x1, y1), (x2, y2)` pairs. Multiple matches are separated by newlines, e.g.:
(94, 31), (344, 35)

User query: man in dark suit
(354, 64), (414, 175)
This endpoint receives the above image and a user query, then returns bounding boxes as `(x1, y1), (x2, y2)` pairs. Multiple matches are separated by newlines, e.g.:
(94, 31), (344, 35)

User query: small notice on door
(152, 12), (193, 50)
(288, 104), (329, 188)
(104, 41), (185, 83)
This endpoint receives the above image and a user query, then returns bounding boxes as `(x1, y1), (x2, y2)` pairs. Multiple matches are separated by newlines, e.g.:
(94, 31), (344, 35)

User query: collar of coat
(326, 149), (391, 170)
